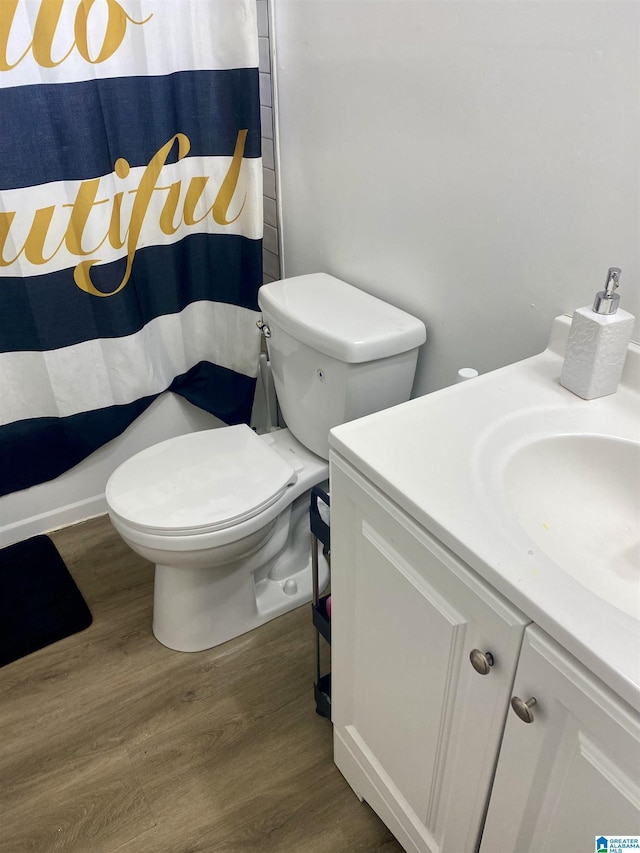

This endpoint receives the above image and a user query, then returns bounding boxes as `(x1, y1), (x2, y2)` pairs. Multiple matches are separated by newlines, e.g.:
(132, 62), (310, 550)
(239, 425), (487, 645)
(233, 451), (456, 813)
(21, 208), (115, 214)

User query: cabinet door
(481, 625), (640, 853)
(330, 459), (530, 853)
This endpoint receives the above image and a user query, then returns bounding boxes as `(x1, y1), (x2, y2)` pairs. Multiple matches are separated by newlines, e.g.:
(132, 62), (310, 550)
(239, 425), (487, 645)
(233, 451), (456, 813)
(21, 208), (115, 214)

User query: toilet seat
(106, 425), (298, 536)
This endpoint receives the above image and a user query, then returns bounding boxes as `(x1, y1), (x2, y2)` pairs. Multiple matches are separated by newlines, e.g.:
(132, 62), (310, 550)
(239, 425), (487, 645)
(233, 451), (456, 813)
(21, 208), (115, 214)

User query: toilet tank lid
(258, 273), (426, 363)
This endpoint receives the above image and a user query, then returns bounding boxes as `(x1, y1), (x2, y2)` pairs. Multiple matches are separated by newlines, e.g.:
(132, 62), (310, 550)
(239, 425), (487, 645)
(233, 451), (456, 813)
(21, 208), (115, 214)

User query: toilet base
(151, 492), (330, 652)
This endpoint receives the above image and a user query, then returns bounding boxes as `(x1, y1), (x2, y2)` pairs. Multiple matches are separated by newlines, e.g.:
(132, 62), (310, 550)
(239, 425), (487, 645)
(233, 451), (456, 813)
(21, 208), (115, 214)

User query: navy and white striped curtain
(0, 0), (263, 497)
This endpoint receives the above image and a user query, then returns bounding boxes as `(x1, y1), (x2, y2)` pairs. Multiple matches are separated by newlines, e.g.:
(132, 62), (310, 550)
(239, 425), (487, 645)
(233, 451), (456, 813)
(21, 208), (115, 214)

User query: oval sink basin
(503, 435), (640, 619)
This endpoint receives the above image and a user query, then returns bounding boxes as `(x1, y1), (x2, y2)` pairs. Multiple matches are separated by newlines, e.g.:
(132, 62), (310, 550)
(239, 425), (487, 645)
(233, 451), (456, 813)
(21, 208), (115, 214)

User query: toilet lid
(106, 425), (298, 535)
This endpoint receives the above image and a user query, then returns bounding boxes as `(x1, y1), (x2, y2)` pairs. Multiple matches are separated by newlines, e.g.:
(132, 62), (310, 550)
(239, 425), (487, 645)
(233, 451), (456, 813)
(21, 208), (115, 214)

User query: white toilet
(106, 273), (426, 651)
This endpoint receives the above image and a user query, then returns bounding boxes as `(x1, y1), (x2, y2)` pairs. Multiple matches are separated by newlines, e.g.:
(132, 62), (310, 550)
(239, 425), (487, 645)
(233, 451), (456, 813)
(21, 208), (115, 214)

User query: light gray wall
(271, 1), (639, 393)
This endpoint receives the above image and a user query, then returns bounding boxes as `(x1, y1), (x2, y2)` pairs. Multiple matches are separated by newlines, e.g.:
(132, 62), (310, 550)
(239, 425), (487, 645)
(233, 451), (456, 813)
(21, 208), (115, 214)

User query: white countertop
(329, 317), (640, 711)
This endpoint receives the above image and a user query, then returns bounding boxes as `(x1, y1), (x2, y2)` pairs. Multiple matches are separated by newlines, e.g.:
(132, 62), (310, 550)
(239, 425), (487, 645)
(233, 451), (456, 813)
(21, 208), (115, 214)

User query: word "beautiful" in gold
(0, 131), (249, 297)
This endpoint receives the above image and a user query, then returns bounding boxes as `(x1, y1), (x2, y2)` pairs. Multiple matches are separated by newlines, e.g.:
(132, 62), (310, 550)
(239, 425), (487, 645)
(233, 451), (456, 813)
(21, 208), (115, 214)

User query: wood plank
(0, 746), (156, 853)
(0, 515), (401, 852)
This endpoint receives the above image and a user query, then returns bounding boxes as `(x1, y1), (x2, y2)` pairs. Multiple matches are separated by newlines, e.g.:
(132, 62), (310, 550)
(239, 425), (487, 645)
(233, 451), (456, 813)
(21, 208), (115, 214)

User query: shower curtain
(0, 0), (263, 497)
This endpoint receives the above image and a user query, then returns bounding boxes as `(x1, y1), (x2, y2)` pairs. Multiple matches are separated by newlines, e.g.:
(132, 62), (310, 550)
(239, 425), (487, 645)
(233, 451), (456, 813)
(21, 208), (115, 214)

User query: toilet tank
(257, 273), (426, 459)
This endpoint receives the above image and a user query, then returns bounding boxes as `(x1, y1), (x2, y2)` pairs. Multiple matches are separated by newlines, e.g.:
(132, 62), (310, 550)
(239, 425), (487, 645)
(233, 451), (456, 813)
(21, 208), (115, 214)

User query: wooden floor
(0, 516), (402, 853)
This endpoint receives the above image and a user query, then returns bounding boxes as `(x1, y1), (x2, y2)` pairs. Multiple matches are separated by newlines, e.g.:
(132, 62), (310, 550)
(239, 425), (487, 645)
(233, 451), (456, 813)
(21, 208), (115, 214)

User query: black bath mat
(0, 535), (92, 667)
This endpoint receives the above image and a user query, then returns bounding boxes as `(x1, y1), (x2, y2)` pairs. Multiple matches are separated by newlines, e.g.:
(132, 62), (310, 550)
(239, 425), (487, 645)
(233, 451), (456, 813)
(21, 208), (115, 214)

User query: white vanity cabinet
(330, 457), (531, 853)
(481, 625), (640, 853)
(330, 453), (640, 853)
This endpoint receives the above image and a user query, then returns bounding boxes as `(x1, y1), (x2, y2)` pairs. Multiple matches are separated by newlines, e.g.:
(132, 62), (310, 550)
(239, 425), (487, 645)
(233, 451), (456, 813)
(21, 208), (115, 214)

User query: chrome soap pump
(560, 267), (635, 399)
(593, 267), (623, 314)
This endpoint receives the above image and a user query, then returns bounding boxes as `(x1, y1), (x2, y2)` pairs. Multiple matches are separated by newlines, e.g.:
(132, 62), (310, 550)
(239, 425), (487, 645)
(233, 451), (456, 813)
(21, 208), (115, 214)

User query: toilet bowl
(107, 426), (329, 651)
(106, 273), (426, 652)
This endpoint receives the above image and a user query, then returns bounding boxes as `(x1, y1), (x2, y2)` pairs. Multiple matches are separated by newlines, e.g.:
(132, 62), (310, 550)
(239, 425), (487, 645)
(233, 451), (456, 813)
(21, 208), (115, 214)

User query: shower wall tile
(258, 37), (270, 73)
(263, 223), (278, 255)
(262, 137), (275, 170)
(263, 167), (276, 200)
(260, 106), (273, 140)
(257, 0), (280, 283)
(264, 196), (277, 228)
(263, 249), (280, 280)
(259, 72), (272, 107)
(257, 0), (268, 37)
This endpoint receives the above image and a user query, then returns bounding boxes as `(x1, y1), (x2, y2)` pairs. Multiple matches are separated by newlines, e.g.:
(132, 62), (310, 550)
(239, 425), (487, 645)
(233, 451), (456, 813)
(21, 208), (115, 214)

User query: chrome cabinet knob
(511, 695), (537, 723)
(469, 649), (494, 675)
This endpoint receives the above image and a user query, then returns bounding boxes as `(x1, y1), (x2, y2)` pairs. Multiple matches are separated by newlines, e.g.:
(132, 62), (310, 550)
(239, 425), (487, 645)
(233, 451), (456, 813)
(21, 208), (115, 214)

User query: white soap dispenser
(560, 267), (635, 399)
